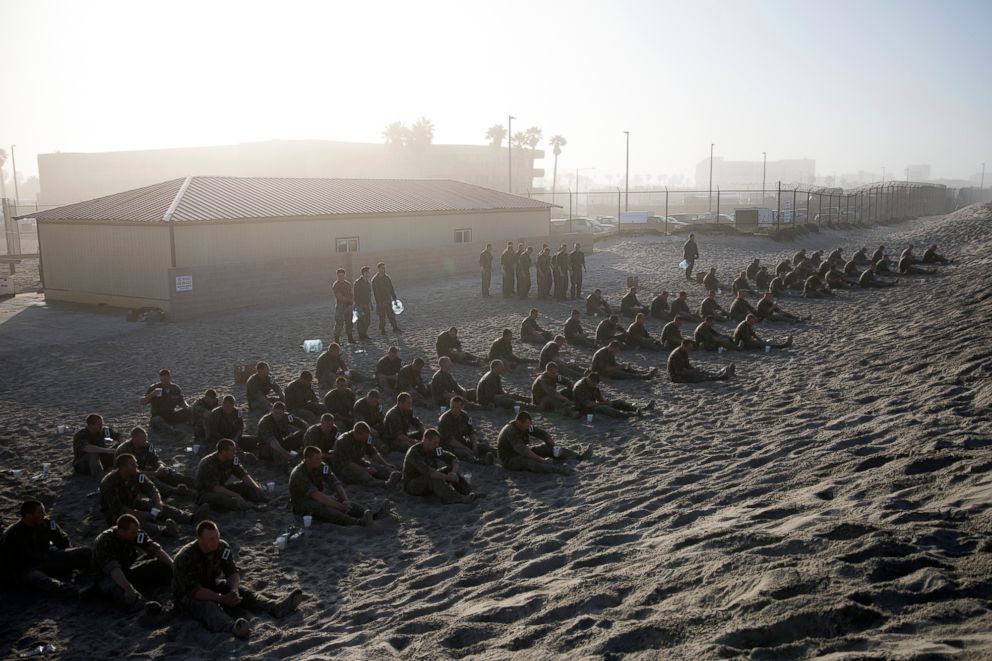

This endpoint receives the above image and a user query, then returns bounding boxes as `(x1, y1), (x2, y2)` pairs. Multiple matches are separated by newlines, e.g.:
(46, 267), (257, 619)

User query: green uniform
(285, 379), (325, 423)
(245, 373), (280, 412)
(205, 406), (245, 445)
(189, 397), (216, 441)
(660, 321), (684, 351)
(437, 409), (493, 462)
(256, 413), (307, 462)
(72, 426), (119, 476)
(331, 431), (392, 485)
(476, 370), (523, 409)
(194, 452), (265, 511)
(729, 297), (757, 322)
(401, 442), (471, 503)
(0, 519), (92, 593)
(625, 322), (661, 351)
(381, 405), (423, 452)
(395, 365), (430, 405)
(496, 423), (577, 473)
(288, 461), (368, 524)
(114, 439), (196, 494)
(92, 526), (172, 609)
(352, 398), (384, 435)
(564, 317), (597, 347)
(100, 469), (192, 526)
(323, 387), (356, 422)
(571, 377), (636, 418)
(520, 317), (552, 344)
(145, 382), (190, 426)
(301, 424), (337, 456)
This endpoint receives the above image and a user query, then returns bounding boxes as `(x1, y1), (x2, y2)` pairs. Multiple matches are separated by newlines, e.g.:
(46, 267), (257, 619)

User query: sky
(1, 0), (990, 186)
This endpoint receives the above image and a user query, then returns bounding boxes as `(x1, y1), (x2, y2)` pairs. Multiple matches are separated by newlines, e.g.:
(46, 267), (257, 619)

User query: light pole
(708, 143), (715, 213)
(10, 145), (20, 203)
(623, 131), (630, 212)
(761, 151), (766, 204)
(981, 162), (986, 189)
(507, 115), (515, 193)
(881, 166), (885, 185)
(575, 167), (595, 219)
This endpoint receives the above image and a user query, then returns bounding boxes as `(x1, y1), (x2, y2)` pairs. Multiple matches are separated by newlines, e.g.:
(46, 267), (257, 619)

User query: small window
(336, 237), (360, 253)
(454, 228), (473, 243)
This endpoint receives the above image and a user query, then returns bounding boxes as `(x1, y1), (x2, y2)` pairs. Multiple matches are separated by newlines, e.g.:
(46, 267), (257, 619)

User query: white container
(552, 446), (562, 458)
(41, 463), (51, 476)
(191, 444), (201, 455)
(391, 300), (404, 315)
(303, 339), (324, 353)
(765, 345), (771, 353)
(513, 405), (521, 415)
(275, 534), (288, 551)
(267, 481), (276, 493)
(150, 507), (161, 519)
(439, 406), (448, 414)
(0, 276), (15, 296)
(718, 347), (726, 354)
(302, 515), (313, 528)
(586, 413), (594, 424)
(462, 472), (473, 483)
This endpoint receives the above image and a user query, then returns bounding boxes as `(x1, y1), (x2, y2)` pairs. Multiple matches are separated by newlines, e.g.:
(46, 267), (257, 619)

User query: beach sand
(1, 205), (990, 659)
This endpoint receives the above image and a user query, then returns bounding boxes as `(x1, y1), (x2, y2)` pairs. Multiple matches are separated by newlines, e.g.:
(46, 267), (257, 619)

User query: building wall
(38, 221), (172, 308)
(172, 209), (550, 267)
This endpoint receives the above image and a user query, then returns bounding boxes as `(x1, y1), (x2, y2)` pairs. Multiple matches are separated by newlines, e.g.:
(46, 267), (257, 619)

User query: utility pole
(981, 162), (986, 189)
(761, 151), (766, 204)
(881, 166), (885, 185)
(708, 143), (715, 213)
(10, 145), (20, 203)
(623, 131), (630, 212)
(507, 115), (515, 193)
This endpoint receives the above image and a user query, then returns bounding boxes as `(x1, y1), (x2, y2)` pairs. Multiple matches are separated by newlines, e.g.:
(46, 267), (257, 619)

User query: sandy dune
(1, 206), (990, 659)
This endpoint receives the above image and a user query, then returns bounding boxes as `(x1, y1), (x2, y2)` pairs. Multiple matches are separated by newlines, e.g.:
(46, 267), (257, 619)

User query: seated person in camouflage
(323, 376), (357, 428)
(729, 290), (758, 322)
(620, 286), (650, 319)
(823, 263), (852, 289)
(591, 341), (658, 380)
(859, 261), (896, 288)
(477, 360), (530, 410)
(92, 514), (173, 613)
(301, 413), (338, 461)
(782, 268), (804, 291)
(702, 268), (723, 291)
(693, 316), (736, 352)
(595, 314), (630, 348)
(331, 422), (400, 487)
(316, 342), (367, 389)
(194, 439), (268, 512)
(289, 446), (390, 526)
(802, 274), (833, 298)
(206, 395), (255, 452)
(670, 291), (701, 323)
(563, 309), (598, 348)
(115, 426), (196, 497)
(572, 371), (652, 419)
(430, 357), (480, 410)
(732, 271), (753, 295)
(438, 396), (495, 464)
(871, 245), (890, 270)
(650, 290), (672, 322)
(531, 363), (578, 415)
(520, 308), (554, 344)
(768, 273), (787, 296)
(285, 371), (326, 425)
(667, 339), (735, 383)
(733, 314), (793, 351)
(756, 292), (805, 322)
(775, 258), (793, 276)
(256, 402), (308, 466)
(0, 500), (92, 596)
(699, 290), (730, 322)
(754, 266), (772, 292)
(540, 335), (586, 379)
(746, 258), (762, 280)
(375, 346), (403, 391)
(401, 429), (478, 504)
(353, 389), (386, 440)
(72, 413), (118, 478)
(826, 248), (843, 268)
(843, 257), (862, 280)
(898, 252), (936, 275)
(172, 520), (304, 639)
(396, 357), (432, 407)
(436, 327), (482, 366)
(489, 328), (536, 369)
(100, 454), (205, 537)
(381, 392), (425, 454)
(585, 288), (612, 316)
(497, 411), (590, 475)
(190, 389), (219, 442)
(922, 244), (948, 264)
(850, 247), (869, 265)
(245, 362), (284, 413)
(626, 313), (662, 351)
(141, 368), (191, 433)
(660, 316), (687, 351)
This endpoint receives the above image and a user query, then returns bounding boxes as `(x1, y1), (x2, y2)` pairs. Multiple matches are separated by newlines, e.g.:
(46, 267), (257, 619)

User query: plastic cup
(513, 405), (521, 414)
(303, 515), (313, 528)
(586, 413), (594, 423)
(440, 406), (448, 414)
(764, 345), (771, 353)
(12, 469), (23, 478)
(462, 472), (473, 482)
(718, 347), (726, 354)
(267, 481), (276, 493)
(41, 463), (51, 475)
(150, 507), (161, 519)
(290, 451), (298, 458)
(276, 536), (287, 551)
(192, 444), (201, 455)
(553, 446), (562, 458)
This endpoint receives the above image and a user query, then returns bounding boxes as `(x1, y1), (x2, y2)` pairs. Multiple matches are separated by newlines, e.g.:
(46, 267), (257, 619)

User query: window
(336, 237), (360, 253)
(454, 228), (473, 243)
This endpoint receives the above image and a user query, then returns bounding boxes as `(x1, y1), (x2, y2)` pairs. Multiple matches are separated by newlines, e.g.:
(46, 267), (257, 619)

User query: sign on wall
(175, 275), (193, 292)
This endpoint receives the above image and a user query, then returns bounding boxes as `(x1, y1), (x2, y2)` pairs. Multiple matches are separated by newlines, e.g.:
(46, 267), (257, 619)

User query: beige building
(21, 176), (565, 320)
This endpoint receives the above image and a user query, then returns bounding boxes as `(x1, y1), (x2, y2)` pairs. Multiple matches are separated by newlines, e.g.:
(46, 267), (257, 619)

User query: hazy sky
(1, 0), (990, 185)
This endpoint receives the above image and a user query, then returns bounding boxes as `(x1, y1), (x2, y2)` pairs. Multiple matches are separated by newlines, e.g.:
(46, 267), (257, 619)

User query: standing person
(536, 244), (553, 299)
(0, 500), (93, 595)
(479, 243), (494, 298)
(553, 244), (570, 301)
(353, 265), (374, 341)
(516, 246), (533, 299)
(372, 262), (402, 334)
(331, 268), (355, 345)
(683, 232), (699, 281)
(141, 369), (191, 433)
(569, 243), (586, 299)
(500, 241), (516, 298)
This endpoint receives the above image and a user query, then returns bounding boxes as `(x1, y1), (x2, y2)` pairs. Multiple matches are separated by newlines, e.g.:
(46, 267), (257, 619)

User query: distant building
(694, 157), (816, 188)
(20, 176), (561, 319)
(906, 164), (931, 182)
(36, 140), (545, 206)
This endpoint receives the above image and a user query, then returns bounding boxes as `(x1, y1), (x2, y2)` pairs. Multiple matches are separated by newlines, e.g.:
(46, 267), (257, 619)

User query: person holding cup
(100, 454), (207, 538)
(140, 368), (191, 435)
(72, 413), (119, 479)
(288, 446), (390, 526)
(496, 411), (591, 476)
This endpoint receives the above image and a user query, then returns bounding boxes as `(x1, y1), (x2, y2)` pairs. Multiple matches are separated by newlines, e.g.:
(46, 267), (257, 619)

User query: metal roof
(20, 176), (554, 222)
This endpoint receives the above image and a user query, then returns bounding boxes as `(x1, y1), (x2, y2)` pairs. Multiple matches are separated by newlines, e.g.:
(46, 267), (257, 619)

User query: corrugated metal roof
(21, 176), (554, 222)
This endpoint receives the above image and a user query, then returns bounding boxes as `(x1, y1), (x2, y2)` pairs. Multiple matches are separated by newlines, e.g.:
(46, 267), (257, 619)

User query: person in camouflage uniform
(301, 413), (338, 461)
(0, 500), (92, 595)
(100, 454), (206, 537)
(115, 426), (196, 497)
(92, 514), (173, 613)
(330, 422), (400, 487)
(255, 401), (308, 466)
(72, 413), (119, 478)
(172, 520), (304, 638)
(140, 368), (192, 433)
(380, 392), (425, 453)
(497, 411), (590, 475)
(189, 389), (219, 442)
(194, 440), (268, 511)
(288, 446), (391, 526)
(437, 396), (495, 464)
(401, 429), (478, 504)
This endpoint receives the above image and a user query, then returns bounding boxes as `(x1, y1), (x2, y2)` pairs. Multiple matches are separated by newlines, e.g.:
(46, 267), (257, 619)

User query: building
(20, 176), (563, 320)
(36, 140), (545, 207)
(694, 157), (816, 188)
(906, 164), (931, 182)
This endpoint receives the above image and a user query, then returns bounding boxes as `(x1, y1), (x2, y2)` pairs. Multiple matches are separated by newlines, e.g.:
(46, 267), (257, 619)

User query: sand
(1, 205), (990, 659)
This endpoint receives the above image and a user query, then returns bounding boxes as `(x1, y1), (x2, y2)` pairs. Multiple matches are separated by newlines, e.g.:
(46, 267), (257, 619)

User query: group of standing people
(480, 241), (586, 301)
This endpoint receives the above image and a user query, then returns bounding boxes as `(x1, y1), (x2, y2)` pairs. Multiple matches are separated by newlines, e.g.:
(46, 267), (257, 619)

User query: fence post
(792, 188), (797, 225)
(617, 189), (621, 236)
(665, 187), (669, 235)
(776, 181), (781, 231)
(716, 187), (721, 223)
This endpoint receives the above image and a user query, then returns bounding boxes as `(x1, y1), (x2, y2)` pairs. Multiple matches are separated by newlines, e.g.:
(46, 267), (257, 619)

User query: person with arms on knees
(285, 370), (325, 425)
(670, 291), (701, 323)
(476, 360), (530, 410)
(375, 346), (403, 391)
(733, 314), (793, 351)
(372, 262), (402, 334)
(352, 389), (386, 443)
(301, 413), (337, 461)
(693, 316), (736, 352)
(699, 290), (730, 321)
(922, 244), (948, 264)
(256, 402), (308, 467)
(729, 290), (758, 322)
(746, 258), (762, 280)
(381, 392), (425, 453)
(732, 271), (753, 295)
(323, 376), (357, 429)
(331, 422), (400, 487)
(72, 413), (118, 479)
(660, 315), (687, 351)
(859, 261), (897, 288)
(497, 411), (590, 475)
(436, 326), (482, 366)
(172, 520), (303, 639)
(430, 356), (480, 410)
(396, 357), (432, 407)
(754, 266), (772, 292)
(532, 363), (578, 415)
(116, 426), (196, 497)
(595, 313), (630, 348)
(539, 335), (586, 379)
(488, 328), (535, 370)
(92, 513), (173, 613)
(626, 313), (663, 351)
(650, 290), (672, 322)
(802, 274), (833, 298)
(564, 309), (598, 348)
(205, 395), (253, 453)
(331, 267), (356, 344)
(898, 250), (936, 275)
(438, 395), (495, 464)
(620, 286), (650, 319)
(245, 362), (284, 413)
(402, 428), (478, 504)
(289, 446), (390, 527)
(100, 453), (206, 538)
(702, 267), (722, 291)
(190, 389), (219, 442)
(585, 288), (612, 316)
(194, 439), (268, 512)
(520, 308), (554, 344)
(0, 500), (92, 596)
(316, 342), (366, 389)
(141, 368), (191, 434)
(591, 341), (658, 380)
(667, 339), (735, 382)
(756, 292), (806, 322)
(572, 371), (653, 419)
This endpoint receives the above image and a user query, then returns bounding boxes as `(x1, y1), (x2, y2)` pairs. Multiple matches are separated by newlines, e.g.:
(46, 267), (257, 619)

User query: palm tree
(382, 121), (408, 150)
(409, 116), (435, 151)
(549, 135), (567, 202)
(524, 126), (542, 149)
(511, 132), (528, 149)
(485, 124), (507, 148)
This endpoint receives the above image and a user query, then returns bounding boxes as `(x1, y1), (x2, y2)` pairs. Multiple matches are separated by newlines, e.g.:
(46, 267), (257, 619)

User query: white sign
(175, 275), (193, 292)
(783, 198), (794, 224)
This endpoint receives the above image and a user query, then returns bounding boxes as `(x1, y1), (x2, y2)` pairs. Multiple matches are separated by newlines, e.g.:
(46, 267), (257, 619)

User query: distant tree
(549, 135), (566, 201)
(409, 117), (435, 151)
(524, 126), (542, 149)
(486, 124), (507, 148)
(383, 121), (408, 150)
(511, 132), (528, 149)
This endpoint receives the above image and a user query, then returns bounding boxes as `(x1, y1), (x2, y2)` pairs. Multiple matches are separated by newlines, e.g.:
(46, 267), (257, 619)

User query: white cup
(191, 444), (201, 455)
(586, 413), (594, 423)
(302, 515), (313, 528)
(765, 345), (771, 353)
(12, 469), (23, 477)
(41, 463), (51, 475)
(290, 451), (298, 458)
(553, 446), (562, 458)
(439, 406), (448, 414)
(462, 472), (473, 482)
(513, 405), (521, 414)
(150, 507), (161, 519)
(267, 481), (276, 493)
(718, 347), (725, 354)
(276, 536), (287, 551)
